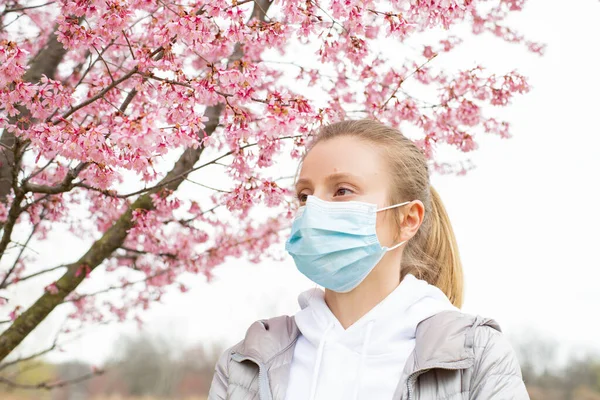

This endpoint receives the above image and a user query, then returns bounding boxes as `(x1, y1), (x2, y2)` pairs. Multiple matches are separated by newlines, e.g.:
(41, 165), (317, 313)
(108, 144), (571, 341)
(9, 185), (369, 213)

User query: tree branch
(26, 157), (56, 182)
(380, 54), (438, 110)
(0, 369), (104, 390)
(63, 268), (169, 303)
(0, 341), (57, 372)
(63, 225), (283, 303)
(49, 66), (139, 124)
(2, 2), (56, 14)
(0, 264), (67, 290)
(119, 134), (301, 198)
(0, 210), (46, 289)
(0, 140), (27, 264)
(22, 162), (90, 194)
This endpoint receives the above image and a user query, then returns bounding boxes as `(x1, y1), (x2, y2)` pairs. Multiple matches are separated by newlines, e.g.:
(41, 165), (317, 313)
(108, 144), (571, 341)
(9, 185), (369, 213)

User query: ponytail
(425, 185), (464, 308)
(398, 185), (464, 308)
(399, 185), (464, 308)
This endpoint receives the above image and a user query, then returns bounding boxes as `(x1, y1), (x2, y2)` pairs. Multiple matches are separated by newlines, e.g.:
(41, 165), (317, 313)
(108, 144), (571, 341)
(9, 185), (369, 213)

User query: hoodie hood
(295, 273), (460, 356)
(289, 274), (460, 400)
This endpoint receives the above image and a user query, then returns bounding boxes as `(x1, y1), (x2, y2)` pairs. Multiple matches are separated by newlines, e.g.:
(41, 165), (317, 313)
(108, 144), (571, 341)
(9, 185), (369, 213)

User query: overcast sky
(4, 0), (599, 368)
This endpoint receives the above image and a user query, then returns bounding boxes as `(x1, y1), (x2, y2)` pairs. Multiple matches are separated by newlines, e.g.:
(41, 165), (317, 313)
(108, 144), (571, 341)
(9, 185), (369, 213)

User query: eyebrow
(295, 172), (364, 190)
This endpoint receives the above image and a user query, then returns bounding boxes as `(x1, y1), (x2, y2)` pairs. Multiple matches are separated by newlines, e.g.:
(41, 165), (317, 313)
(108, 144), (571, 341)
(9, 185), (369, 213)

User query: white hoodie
(283, 274), (461, 400)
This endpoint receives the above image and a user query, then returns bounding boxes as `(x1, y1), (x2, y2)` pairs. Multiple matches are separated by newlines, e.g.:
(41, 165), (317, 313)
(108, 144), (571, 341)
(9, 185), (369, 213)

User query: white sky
(3, 0), (599, 368)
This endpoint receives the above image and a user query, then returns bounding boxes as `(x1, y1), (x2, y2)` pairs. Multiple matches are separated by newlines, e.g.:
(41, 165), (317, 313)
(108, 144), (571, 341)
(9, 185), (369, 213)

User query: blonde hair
(301, 119), (464, 308)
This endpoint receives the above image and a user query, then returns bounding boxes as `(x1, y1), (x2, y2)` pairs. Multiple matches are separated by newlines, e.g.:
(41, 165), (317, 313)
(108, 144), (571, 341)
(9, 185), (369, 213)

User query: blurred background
(1, 0), (599, 399)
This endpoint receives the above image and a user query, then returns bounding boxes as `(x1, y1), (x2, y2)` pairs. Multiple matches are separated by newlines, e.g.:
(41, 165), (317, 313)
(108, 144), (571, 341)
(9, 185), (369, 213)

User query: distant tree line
(513, 333), (600, 400)
(0, 333), (598, 400)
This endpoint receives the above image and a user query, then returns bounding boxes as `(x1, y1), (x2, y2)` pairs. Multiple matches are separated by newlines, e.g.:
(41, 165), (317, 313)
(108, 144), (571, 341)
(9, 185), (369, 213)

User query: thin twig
(122, 29), (136, 60)
(0, 342), (57, 371)
(2, 1), (55, 14)
(70, 40), (116, 95)
(119, 246), (177, 259)
(91, 45), (115, 83)
(0, 210), (46, 289)
(381, 54), (438, 110)
(0, 370), (104, 390)
(26, 157), (56, 181)
(185, 178), (231, 193)
(49, 66), (139, 124)
(225, 0), (255, 10)
(119, 135), (301, 198)
(22, 162), (90, 194)
(64, 268), (170, 302)
(3, 264), (68, 288)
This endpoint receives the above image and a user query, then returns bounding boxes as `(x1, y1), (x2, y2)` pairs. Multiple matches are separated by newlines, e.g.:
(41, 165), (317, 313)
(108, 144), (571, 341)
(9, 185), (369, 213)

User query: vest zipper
(229, 328), (301, 400)
(231, 353), (273, 400)
(406, 369), (430, 400)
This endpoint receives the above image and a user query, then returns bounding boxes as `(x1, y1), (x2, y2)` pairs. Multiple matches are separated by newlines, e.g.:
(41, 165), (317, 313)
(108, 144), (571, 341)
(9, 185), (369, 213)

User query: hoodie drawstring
(308, 321), (335, 400)
(353, 320), (375, 400)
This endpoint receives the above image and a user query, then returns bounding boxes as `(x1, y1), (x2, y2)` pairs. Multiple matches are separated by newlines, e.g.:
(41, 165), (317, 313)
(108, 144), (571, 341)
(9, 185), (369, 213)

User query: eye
(297, 192), (309, 203)
(334, 187), (354, 198)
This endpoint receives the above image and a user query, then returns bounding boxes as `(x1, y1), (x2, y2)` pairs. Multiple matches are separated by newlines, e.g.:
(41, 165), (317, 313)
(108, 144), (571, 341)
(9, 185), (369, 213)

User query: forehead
(299, 136), (388, 183)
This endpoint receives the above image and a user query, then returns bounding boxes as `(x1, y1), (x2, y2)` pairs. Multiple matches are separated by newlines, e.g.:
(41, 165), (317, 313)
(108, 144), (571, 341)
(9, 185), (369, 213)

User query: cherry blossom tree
(0, 0), (542, 366)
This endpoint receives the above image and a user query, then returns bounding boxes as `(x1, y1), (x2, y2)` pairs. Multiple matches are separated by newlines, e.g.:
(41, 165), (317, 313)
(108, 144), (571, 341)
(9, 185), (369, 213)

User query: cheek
(375, 213), (397, 247)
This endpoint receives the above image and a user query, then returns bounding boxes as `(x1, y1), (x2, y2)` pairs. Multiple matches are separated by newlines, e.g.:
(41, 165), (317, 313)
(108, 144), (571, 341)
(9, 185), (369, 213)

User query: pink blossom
(527, 41), (547, 55)
(423, 46), (436, 59)
(0, 201), (8, 223)
(484, 118), (512, 138)
(260, 181), (285, 207)
(397, 99), (421, 123)
(45, 283), (60, 295)
(9, 306), (22, 321)
(75, 265), (92, 279)
(446, 131), (478, 152)
(454, 99), (481, 126)
(501, 0), (526, 11)
(0, 40), (29, 86)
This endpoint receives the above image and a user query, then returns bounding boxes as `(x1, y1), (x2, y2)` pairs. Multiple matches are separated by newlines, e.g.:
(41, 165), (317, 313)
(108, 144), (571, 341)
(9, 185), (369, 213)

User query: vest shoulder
(242, 314), (297, 341)
(232, 314), (298, 363)
(418, 310), (502, 338)
(413, 310), (504, 366)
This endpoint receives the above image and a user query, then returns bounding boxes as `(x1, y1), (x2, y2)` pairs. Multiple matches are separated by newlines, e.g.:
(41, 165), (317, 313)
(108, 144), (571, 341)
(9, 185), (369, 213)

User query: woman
(208, 119), (529, 400)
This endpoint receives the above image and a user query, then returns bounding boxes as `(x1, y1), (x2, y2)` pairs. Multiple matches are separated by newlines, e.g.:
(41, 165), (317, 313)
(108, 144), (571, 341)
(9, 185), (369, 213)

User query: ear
(399, 200), (425, 241)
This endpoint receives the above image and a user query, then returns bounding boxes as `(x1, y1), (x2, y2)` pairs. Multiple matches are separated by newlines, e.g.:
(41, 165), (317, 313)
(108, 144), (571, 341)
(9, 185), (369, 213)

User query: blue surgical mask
(285, 195), (413, 293)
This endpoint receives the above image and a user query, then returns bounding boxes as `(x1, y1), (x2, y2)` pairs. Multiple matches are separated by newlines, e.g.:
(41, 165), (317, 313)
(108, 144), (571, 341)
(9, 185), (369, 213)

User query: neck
(324, 251), (403, 330)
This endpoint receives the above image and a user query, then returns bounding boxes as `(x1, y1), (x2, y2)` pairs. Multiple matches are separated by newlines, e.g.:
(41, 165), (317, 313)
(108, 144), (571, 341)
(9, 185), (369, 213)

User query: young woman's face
(295, 135), (399, 248)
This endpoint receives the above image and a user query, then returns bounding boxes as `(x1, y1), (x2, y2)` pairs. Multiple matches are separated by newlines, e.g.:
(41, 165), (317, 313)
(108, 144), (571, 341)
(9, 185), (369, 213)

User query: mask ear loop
(375, 200), (412, 251)
(387, 239), (408, 251)
(375, 200), (411, 212)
